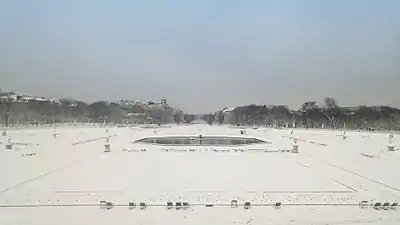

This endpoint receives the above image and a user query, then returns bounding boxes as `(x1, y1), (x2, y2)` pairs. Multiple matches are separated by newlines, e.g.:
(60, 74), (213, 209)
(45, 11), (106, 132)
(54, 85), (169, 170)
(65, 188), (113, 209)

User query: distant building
(0, 92), (60, 104)
(214, 107), (235, 124)
(113, 98), (173, 124)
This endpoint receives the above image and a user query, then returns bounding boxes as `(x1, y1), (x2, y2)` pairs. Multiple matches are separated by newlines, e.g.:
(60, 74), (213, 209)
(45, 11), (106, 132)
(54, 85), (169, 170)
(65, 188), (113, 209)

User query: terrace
(0, 125), (399, 224)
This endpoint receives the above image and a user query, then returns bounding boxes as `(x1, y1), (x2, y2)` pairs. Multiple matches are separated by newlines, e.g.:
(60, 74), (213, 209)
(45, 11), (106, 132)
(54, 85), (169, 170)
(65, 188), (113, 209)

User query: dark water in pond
(135, 136), (267, 146)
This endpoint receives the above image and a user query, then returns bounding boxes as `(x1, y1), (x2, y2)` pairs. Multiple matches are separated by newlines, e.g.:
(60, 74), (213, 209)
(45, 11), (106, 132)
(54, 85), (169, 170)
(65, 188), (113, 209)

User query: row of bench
(99, 200), (399, 210)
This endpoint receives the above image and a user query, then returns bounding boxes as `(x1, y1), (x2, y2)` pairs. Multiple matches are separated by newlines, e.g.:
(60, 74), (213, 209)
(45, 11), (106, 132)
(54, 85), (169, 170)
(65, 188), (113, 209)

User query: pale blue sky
(1, 0), (399, 112)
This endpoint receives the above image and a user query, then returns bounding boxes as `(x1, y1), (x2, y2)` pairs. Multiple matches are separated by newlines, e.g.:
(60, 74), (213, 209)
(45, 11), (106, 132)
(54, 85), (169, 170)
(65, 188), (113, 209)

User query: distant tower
(161, 99), (167, 105)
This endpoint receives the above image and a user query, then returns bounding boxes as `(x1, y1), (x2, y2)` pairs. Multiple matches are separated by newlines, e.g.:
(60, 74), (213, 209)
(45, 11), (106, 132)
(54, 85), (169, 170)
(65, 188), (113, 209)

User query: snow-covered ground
(0, 125), (399, 224)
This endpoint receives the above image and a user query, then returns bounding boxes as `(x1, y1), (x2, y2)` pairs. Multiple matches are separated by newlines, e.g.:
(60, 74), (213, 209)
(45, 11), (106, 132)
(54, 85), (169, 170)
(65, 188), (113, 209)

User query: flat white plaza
(0, 125), (399, 224)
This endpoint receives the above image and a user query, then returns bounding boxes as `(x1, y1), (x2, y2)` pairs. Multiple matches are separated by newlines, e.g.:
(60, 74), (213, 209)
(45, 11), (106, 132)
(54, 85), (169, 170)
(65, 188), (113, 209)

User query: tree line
(2, 96), (400, 130)
(0, 99), (177, 125)
(198, 97), (400, 131)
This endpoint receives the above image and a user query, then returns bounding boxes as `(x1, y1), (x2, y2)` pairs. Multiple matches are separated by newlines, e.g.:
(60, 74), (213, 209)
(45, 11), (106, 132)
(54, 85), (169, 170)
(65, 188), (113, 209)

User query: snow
(0, 125), (399, 224)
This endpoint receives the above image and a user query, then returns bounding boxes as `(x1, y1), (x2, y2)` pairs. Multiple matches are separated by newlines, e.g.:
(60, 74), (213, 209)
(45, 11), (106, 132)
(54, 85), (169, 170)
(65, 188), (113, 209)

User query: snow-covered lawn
(0, 125), (399, 224)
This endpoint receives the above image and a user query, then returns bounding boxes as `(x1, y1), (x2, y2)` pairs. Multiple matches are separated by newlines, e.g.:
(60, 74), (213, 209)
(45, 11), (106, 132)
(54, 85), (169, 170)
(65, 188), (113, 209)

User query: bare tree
(173, 110), (183, 124)
(322, 97), (340, 129)
(300, 101), (321, 128)
(201, 113), (215, 125)
(183, 114), (195, 123)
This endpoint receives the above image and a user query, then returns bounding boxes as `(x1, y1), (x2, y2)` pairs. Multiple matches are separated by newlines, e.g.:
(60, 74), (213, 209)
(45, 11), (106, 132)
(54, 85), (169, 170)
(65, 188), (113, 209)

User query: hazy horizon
(1, 1), (399, 113)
